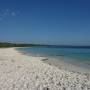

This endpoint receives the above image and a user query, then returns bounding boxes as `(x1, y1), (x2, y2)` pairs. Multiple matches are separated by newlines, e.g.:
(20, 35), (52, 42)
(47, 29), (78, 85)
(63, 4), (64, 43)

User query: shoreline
(0, 48), (90, 90)
(16, 48), (90, 74)
(43, 57), (90, 74)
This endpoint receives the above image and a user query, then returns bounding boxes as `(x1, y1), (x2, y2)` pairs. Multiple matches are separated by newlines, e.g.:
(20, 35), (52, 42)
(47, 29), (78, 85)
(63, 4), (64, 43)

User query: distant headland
(0, 42), (90, 49)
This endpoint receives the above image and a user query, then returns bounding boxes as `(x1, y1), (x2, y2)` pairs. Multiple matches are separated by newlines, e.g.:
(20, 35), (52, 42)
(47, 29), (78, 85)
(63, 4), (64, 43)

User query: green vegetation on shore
(0, 42), (90, 48)
(0, 42), (52, 48)
(0, 42), (37, 48)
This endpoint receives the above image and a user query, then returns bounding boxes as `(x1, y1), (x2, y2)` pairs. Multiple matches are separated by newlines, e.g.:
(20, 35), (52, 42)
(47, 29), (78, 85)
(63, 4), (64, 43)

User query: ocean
(17, 47), (90, 69)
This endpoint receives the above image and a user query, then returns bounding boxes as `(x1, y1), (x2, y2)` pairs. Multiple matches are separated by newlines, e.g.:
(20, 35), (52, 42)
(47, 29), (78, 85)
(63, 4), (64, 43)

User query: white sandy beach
(0, 48), (90, 90)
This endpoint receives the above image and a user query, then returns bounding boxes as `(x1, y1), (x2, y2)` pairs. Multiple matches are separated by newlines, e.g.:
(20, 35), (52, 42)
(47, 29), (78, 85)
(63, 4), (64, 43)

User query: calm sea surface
(17, 47), (90, 69)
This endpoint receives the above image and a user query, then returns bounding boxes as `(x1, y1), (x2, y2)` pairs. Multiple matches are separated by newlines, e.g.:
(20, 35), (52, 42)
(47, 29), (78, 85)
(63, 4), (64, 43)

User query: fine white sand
(0, 48), (90, 90)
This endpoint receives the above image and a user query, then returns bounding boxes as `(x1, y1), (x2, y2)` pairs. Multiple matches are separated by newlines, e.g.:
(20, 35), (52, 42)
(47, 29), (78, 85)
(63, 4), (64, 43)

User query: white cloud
(6, 9), (9, 12)
(0, 9), (17, 21)
(11, 12), (16, 16)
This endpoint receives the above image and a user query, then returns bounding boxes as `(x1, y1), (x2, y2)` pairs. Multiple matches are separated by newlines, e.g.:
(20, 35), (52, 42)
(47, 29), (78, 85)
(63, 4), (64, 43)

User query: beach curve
(0, 48), (90, 90)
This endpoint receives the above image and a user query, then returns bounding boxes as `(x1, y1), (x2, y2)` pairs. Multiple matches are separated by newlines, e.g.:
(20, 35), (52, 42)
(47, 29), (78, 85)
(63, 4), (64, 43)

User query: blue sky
(0, 0), (90, 45)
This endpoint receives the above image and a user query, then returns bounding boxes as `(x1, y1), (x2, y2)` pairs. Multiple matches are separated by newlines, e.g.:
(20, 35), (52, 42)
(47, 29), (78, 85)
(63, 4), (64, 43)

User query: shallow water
(17, 47), (90, 69)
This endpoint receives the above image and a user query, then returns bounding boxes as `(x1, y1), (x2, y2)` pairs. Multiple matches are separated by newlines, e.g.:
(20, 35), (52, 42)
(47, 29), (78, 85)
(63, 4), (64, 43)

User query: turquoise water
(17, 47), (90, 69)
